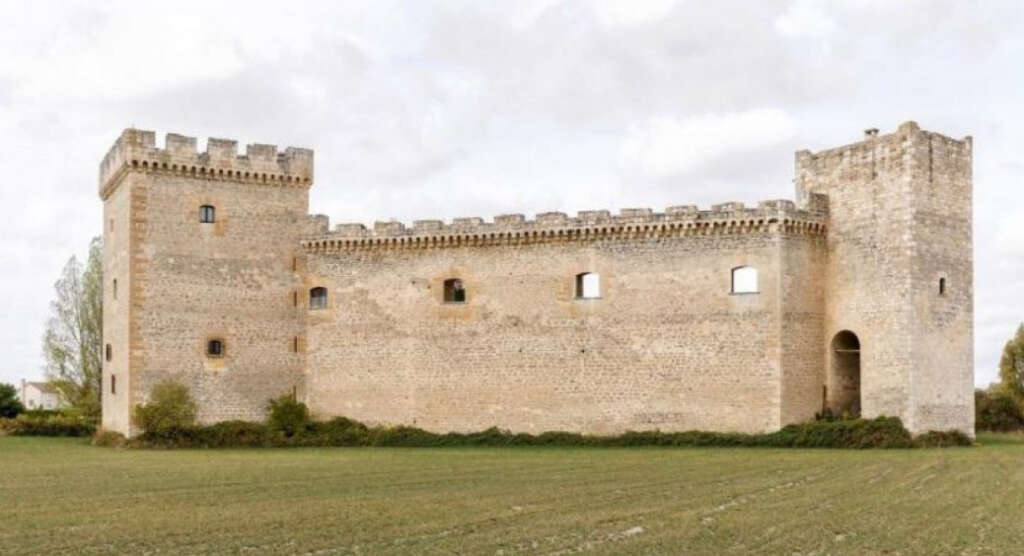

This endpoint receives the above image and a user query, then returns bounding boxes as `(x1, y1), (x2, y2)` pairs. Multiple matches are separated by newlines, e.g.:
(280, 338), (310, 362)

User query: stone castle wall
(301, 204), (827, 434)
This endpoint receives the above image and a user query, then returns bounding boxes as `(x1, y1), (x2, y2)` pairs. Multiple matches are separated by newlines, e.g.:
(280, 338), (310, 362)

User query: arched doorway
(830, 330), (861, 417)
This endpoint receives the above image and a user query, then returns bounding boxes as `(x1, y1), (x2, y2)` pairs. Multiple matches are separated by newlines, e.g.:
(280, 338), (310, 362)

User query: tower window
(207, 339), (224, 358)
(112, 279), (117, 300)
(444, 279), (466, 303)
(111, 375), (116, 395)
(199, 205), (216, 223)
(731, 266), (759, 294)
(105, 344), (112, 362)
(309, 287), (327, 309)
(939, 277), (946, 296)
(575, 272), (600, 299)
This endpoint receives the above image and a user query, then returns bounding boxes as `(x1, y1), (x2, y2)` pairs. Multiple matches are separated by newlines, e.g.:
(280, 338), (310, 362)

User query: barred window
(207, 339), (224, 358)
(199, 205), (216, 223)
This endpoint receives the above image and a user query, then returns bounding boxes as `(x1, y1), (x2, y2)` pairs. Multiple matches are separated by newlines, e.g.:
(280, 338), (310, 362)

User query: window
(111, 375), (116, 395)
(199, 205), (216, 223)
(575, 272), (600, 299)
(444, 279), (466, 303)
(293, 336), (299, 353)
(309, 287), (327, 309)
(112, 279), (117, 300)
(731, 266), (759, 294)
(207, 339), (224, 358)
(105, 344), (112, 362)
(939, 277), (946, 296)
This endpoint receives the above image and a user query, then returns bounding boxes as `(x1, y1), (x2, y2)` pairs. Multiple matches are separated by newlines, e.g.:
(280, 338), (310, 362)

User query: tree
(133, 381), (197, 433)
(41, 237), (103, 421)
(0, 383), (25, 418)
(998, 324), (1024, 401)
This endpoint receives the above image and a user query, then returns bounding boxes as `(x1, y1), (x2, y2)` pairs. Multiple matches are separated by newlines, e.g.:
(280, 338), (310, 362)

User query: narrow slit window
(731, 266), (759, 294)
(309, 287), (327, 309)
(207, 339), (224, 358)
(939, 277), (946, 296)
(111, 375), (116, 395)
(105, 344), (112, 362)
(575, 272), (600, 299)
(444, 279), (466, 303)
(112, 279), (117, 300)
(293, 336), (299, 353)
(199, 205), (216, 223)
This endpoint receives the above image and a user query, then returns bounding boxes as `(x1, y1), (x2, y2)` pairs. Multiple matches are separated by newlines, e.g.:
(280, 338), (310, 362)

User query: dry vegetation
(2, 435), (1022, 554)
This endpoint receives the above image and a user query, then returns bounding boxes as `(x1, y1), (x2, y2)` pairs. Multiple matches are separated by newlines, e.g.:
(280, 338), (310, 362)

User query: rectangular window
(111, 375), (116, 395)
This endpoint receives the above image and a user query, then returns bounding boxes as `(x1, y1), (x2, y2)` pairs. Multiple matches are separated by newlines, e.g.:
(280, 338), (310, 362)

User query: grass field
(3, 436), (1024, 554)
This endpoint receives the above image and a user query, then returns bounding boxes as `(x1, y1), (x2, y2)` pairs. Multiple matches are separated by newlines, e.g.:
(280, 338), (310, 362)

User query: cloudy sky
(0, 0), (1021, 389)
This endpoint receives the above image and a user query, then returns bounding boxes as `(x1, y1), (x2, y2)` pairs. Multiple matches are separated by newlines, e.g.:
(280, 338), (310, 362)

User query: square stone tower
(98, 129), (314, 436)
(796, 121), (974, 434)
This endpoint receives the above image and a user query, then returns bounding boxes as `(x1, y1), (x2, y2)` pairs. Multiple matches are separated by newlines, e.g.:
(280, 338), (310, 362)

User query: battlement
(795, 121), (971, 202)
(302, 195), (828, 251)
(99, 128), (314, 199)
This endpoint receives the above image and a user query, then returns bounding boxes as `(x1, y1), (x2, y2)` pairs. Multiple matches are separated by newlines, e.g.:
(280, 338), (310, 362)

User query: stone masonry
(99, 122), (974, 437)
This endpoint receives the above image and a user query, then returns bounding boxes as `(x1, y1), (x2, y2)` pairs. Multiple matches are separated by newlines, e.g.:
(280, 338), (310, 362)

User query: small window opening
(111, 374), (116, 395)
(939, 277), (946, 296)
(292, 291), (298, 307)
(105, 344), (112, 362)
(199, 205), (216, 223)
(112, 279), (117, 300)
(444, 279), (466, 303)
(575, 272), (600, 299)
(731, 266), (759, 294)
(309, 287), (327, 309)
(293, 336), (299, 353)
(207, 339), (224, 358)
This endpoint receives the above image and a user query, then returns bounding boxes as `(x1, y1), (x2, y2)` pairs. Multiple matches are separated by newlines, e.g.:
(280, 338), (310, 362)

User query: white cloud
(618, 109), (799, 178)
(774, 0), (835, 38)
(591, 0), (677, 26)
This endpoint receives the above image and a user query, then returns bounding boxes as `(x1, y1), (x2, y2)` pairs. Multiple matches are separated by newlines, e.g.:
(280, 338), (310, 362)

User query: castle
(98, 121), (975, 437)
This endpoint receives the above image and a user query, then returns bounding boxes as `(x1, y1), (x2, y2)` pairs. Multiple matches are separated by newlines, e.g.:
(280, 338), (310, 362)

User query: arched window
(207, 339), (224, 358)
(199, 205), (216, 223)
(731, 266), (758, 294)
(105, 344), (112, 362)
(939, 277), (946, 296)
(575, 272), (600, 299)
(309, 287), (327, 309)
(444, 279), (466, 303)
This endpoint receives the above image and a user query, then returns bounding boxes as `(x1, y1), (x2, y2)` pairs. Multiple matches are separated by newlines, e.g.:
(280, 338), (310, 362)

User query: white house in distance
(20, 380), (62, 410)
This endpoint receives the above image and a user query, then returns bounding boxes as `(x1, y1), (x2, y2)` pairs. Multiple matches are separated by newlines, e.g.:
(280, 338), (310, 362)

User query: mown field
(2, 436), (1024, 555)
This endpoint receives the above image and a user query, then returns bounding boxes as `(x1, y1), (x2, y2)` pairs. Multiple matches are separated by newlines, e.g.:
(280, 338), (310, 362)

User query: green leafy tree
(999, 324), (1024, 401)
(133, 381), (197, 433)
(42, 237), (103, 420)
(0, 383), (25, 418)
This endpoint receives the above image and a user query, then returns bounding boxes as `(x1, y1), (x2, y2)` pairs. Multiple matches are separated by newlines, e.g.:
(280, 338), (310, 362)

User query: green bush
(975, 389), (1024, 432)
(267, 394), (310, 438)
(122, 414), (971, 450)
(0, 383), (25, 418)
(0, 414), (95, 437)
(133, 381), (197, 434)
(92, 430), (127, 447)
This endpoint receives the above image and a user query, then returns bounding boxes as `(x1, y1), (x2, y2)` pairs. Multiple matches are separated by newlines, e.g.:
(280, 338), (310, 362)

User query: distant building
(20, 380), (61, 410)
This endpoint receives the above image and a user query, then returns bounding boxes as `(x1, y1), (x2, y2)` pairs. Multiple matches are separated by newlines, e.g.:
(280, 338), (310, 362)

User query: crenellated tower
(796, 121), (974, 434)
(99, 129), (314, 435)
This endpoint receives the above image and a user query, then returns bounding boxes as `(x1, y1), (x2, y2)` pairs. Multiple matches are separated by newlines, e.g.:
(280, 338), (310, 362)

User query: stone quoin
(98, 121), (974, 437)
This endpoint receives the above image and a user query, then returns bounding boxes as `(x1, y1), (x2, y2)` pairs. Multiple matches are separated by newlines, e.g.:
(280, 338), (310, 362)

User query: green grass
(2, 435), (1023, 554)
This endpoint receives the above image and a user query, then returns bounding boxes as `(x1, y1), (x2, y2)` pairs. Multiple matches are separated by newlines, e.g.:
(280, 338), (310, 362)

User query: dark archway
(830, 330), (861, 417)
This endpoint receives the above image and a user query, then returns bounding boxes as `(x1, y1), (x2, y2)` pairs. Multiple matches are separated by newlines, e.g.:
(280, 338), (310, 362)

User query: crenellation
(98, 128), (315, 199)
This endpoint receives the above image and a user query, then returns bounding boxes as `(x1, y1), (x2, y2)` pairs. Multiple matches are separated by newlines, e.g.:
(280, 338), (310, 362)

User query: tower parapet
(99, 128), (314, 199)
